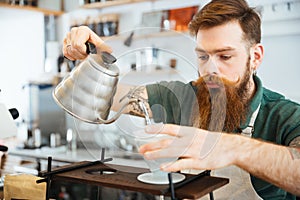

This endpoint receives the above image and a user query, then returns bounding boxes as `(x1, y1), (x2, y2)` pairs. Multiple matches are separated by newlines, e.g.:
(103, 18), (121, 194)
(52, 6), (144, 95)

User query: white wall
(0, 8), (45, 121)
(259, 33), (300, 102)
(257, 1), (300, 102)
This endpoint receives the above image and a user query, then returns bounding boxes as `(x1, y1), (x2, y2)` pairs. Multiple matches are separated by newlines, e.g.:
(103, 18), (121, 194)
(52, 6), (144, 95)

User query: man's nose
(202, 58), (219, 75)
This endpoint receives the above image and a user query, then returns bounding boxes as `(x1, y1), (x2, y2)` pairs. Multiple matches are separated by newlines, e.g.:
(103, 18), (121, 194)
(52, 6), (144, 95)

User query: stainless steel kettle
(52, 51), (127, 124)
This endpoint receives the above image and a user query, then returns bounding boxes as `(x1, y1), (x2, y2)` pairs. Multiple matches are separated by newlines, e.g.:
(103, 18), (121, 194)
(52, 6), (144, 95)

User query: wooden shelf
(81, 0), (154, 9)
(0, 3), (64, 16)
(101, 30), (190, 43)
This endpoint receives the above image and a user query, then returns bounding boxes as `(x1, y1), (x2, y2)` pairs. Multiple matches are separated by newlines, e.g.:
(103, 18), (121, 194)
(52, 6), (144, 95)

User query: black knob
(0, 145), (8, 152)
(9, 108), (19, 120)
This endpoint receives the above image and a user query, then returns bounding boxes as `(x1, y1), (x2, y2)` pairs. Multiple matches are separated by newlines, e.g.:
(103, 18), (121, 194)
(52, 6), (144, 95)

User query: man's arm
(139, 125), (300, 196)
(235, 135), (300, 196)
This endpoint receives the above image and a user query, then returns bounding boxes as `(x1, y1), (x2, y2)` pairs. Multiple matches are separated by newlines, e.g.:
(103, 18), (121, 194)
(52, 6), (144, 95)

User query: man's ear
(251, 43), (264, 71)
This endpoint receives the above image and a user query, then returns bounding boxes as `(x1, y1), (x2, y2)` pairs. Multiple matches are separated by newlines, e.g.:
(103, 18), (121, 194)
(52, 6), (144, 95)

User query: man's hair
(188, 0), (261, 46)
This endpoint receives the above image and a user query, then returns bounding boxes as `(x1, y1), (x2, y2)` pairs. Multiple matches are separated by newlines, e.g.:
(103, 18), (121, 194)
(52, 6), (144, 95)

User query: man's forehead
(195, 21), (245, 48)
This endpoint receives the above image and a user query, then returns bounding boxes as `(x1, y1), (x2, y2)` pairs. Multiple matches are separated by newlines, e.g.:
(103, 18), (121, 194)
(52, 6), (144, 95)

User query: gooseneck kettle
(53, 44), (129, 124)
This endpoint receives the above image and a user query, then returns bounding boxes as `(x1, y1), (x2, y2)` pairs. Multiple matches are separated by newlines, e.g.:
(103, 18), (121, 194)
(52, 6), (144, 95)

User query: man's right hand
(63, 26), (112, 61)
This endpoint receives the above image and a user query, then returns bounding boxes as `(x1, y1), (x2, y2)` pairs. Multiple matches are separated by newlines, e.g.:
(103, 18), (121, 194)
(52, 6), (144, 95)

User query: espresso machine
(22, 82), (67, 148)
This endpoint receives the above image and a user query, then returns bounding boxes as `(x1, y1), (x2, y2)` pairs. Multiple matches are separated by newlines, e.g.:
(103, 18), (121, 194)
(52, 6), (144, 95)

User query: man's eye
(198, 55), (209, 61)
(220, 55), (232, 60)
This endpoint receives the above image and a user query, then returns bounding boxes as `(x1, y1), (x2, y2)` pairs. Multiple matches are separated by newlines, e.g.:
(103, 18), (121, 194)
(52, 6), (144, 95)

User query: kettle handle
(85, 42), (117, 64)
(85, 42), (97, 54)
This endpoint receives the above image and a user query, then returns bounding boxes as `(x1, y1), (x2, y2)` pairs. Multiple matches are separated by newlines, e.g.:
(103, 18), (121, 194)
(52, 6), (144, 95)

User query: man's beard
(191, 62), (252, 132)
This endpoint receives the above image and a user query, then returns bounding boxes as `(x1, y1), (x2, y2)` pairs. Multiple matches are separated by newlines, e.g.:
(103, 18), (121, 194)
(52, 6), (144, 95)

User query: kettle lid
(88, 54), (119, 77)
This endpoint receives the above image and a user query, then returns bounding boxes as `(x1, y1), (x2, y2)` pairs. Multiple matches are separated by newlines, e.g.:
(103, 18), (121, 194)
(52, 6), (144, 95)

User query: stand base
(41, 161), (228, 199)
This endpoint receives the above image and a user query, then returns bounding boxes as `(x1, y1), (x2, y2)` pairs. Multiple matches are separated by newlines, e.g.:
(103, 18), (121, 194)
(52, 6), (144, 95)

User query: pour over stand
(37, 148), (228, 200)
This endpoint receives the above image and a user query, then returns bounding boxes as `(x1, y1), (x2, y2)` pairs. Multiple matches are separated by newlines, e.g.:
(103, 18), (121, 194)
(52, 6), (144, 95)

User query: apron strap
(241, 103), (261, 137)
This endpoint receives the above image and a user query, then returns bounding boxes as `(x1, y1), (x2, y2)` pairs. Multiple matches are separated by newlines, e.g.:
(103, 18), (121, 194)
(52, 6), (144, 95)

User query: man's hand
(138, 124), (238, 172)
(63, 26), (112, 61)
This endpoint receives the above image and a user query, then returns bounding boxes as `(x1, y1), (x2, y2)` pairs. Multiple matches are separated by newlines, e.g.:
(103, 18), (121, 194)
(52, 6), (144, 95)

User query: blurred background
(0, 0), (300, 198)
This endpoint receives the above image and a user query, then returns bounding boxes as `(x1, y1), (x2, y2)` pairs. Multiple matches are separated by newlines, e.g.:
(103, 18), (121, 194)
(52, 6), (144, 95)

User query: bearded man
(63, 0), (300, 199)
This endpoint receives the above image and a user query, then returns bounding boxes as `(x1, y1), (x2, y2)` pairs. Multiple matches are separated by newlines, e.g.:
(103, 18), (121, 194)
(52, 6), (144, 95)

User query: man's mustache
(195, 75), (239, 88)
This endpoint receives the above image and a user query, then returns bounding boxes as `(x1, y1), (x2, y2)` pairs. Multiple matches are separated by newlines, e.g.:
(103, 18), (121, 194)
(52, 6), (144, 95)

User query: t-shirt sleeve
(280, 102), (300, 145)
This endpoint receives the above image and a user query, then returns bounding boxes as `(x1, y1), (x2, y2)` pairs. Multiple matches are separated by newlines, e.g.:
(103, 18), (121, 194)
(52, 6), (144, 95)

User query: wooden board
(46, 161), (229, 199)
